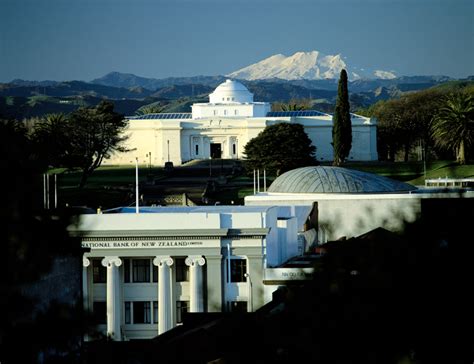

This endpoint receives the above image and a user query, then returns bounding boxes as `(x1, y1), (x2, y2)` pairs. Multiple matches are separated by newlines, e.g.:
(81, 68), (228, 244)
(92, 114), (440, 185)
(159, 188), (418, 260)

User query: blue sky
(1, 0), (473, 82)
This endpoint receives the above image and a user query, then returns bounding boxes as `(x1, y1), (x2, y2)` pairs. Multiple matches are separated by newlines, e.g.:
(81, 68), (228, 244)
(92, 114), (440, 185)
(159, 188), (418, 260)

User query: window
(232, 143), (236, 155)
(93, 301), (106, 324)
(153, 301), (158, 324)
(229, 301), (247, 313)
(133, 301), (151, 324)
(234, 109), (238, 116)
(133, 259), (150, 282)
(92, 260), (106, 283)
(195, 145), (199, 155)
(231, 97), (235, 101)
(176, 301), (189, 324)
(124, 259), (130, 283)
(227, 97), (230, 101)
(213, 110), (217, 116)
(175, 258), (189, 282)
(230, 258), (247, 282)
(152, 265), (158, 283)
(224, 109), (227, 115)
(125, 301), (131, 324)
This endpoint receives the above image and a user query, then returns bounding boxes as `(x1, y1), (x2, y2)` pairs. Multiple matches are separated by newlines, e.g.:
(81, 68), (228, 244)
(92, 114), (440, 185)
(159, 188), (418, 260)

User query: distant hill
(151, 84), (214, 99)
(0, 80), (154, 99)
(2, 72), (470, 120)
(92, 72), (226, 90)
(0, 95), (155, 120)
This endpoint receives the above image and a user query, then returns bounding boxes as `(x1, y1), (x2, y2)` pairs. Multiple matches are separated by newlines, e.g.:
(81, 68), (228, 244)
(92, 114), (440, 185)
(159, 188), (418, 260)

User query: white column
(82, 256), (91, 312)
(101, 256), (122, 341)
(226, 136), (232, 158)
(153, 256), (174, 334)
(199, 137), (204, 158)
(185, 256), (206, 312)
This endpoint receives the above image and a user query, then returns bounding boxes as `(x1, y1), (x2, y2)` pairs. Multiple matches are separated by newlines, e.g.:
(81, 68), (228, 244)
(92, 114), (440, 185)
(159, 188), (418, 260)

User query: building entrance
(210, 143), (222, 159)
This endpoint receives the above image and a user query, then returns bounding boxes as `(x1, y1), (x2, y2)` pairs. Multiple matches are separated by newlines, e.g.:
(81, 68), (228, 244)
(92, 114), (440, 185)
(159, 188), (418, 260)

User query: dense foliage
(0, 120), (84, 363)
(332, 69), (352, 166)
(357, 84), (474, 163)
(33, 101), (129, 187)
(243, 123), (317, 175)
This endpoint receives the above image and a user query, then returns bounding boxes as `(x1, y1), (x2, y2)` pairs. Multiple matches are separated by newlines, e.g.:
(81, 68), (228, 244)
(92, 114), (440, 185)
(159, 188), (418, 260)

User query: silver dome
(268, 166), (417, 194)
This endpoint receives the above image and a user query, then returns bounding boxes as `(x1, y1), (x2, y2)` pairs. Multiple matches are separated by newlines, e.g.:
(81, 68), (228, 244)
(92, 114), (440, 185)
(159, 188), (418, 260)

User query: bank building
(71, 205), (317, 340)
(105, 79), (378, 166)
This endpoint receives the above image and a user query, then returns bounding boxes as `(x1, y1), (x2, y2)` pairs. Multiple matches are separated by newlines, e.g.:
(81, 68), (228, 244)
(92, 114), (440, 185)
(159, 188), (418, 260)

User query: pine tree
(332, 69), (352, 166)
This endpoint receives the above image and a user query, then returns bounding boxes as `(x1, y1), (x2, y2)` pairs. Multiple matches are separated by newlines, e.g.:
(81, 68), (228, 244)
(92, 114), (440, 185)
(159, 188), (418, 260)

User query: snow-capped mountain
(227, 51), (396, 81)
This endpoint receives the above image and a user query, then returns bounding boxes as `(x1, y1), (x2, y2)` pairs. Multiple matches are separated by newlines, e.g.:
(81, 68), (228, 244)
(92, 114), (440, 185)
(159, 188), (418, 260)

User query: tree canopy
(243, 122), (317, 176)
(332, 69), (352, 166)
(33, 101), (129, 187)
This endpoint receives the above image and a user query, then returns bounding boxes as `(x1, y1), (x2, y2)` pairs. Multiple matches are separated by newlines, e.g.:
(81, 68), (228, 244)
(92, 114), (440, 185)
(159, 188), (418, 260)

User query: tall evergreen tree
(332, 69), (352, 166)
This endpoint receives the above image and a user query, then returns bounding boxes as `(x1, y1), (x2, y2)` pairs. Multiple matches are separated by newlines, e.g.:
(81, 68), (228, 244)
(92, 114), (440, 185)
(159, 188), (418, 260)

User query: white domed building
(105, 80), (378, 166)
(245, 166), (474, 243)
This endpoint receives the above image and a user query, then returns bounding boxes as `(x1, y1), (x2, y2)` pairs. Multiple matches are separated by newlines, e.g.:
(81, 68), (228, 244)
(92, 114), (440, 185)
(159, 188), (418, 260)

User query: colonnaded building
(70, 205), (317, 340)
(105, 79), (378, 166)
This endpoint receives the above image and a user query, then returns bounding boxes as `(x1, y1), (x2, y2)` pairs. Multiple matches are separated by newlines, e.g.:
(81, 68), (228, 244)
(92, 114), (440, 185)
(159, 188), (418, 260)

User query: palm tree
(135, 104), (164, 116)
(280, 103), (306, 111)
(33, 113), (70, 167)
(431, 93), (474, 164)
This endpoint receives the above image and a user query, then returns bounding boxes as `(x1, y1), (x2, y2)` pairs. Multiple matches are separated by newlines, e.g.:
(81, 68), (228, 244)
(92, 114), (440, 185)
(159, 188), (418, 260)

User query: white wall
(245, 193), (427, 241)
(277, 217), (299, 264)
(192, 103), (270, 119)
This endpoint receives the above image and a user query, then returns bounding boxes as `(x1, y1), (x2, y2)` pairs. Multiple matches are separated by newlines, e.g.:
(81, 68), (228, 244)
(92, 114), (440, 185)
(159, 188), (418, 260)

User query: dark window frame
(132, 259), (151, 283)
(133, 301), (151, 324)
(124, 301), (131, 324)
(175, 258), (189, 282)
(176, 301), (189, 324)
(92, 259), (106, 283)
(153, 301), (158, 324)
(230, 258), (247, 283)
(124, 258), (131, 283)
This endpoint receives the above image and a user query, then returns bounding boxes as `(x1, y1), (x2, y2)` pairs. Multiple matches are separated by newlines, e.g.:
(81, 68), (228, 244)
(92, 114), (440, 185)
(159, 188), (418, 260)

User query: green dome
(268, 166), (417, 194)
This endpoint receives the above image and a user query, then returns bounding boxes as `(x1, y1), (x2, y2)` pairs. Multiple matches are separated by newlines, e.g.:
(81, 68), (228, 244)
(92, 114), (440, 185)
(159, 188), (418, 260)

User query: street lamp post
(167, 140), (170, 162)
(135, 157), (139, 214)
(244, 273), (252, 312)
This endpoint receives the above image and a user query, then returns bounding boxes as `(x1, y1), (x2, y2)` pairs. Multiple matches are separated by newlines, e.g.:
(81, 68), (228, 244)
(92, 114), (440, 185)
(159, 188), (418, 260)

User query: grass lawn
(407, 162), (474, 185)
(52, 166), (167, 209)
(47, 160), (474, 209)
(339, 160), (474, 185)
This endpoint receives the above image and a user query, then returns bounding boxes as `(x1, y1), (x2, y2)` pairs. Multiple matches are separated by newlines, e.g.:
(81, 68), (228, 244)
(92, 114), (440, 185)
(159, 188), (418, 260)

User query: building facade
(245, 166), (474, 242)
(104, 80), (378, 166)
(70, 206), (315, 340)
